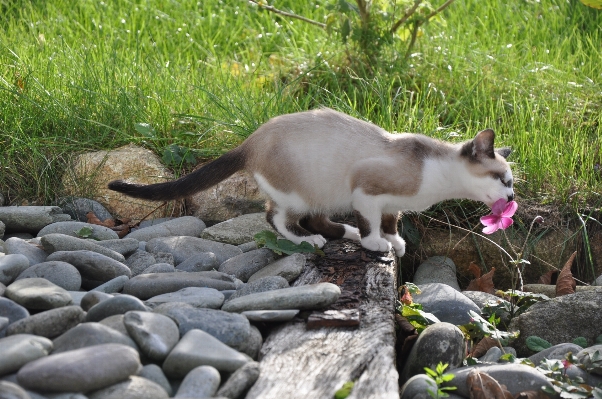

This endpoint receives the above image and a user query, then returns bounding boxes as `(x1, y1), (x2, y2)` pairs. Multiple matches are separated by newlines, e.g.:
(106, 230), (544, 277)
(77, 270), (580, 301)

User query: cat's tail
(107, 146), (247, 201)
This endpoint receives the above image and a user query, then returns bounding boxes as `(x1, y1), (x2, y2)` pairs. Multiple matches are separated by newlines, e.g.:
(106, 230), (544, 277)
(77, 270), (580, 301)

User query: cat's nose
(507, 193), (515, 202)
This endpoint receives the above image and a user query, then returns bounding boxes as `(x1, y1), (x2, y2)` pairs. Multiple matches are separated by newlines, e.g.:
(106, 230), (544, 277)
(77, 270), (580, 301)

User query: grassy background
(1, 0), (601, 208)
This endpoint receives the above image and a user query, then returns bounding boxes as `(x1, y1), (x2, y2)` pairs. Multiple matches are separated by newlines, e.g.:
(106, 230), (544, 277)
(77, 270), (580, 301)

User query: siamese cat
(109, 108), (514, 257)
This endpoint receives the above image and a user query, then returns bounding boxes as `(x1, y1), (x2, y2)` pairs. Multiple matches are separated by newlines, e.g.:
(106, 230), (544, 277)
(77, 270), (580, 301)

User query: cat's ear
(461, 129), (496, 161)
(495, 147), (512, 159)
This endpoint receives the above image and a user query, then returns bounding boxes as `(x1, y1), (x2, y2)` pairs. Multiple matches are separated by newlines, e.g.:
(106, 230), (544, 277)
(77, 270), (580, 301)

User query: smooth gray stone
(0, 254), (30, 285)
(479, 346), (503, 363)
(221, 290), (235, 300)
(0, 380), (31, 399)
(5, 278), (72, 310)
(2, 233), (33, 240)
(43, 394), (89, 399)
(98, 315), (129, 336)
(0, 297), (29, 338)
(37, 222), (118, 241)
(239, 325), (262, 360)
(88, 375), (169, 399)
(0, 220), (4, 237)
(399, 373), (440, 399)
(4, 237), (48, 266)
(215, 361), (260, 399)
(222, 282), (340, 313)
(6, 306), (85, 339)
(0, 334), (53, 376)
(175, 253), (218, 272)
(0, 317), (8, 331)
(226, 276), (289, 303)
(41, 234), (125, 263)
(17, 344), (141, 393)
(137, 364), (173, 396)
(125, 251), (157, 277)
(59, 197), (112, 223)
(138, 218), (174, 228)
(124, 311), (179, 362)
(52, 322), (138, 353)
(86, 295), (147, 322)
(91, 275), (129, 293)
(528, 343), (584, 365)
(218, 248), (276, 283)
(122, 272), (237, 300)
(46, 251), (131, 287)
(16, 261), (81, 291)
(237, 241), (258, 253)
(153, 252), (174, 266)
(95, 238), (140, 257)
(414, 283), (480, 325)
(0, 206), (71, 234)
(126, 217), (206, 242)
(200, 213), (272, 245)
(247, 253), (305, 283)
(66, 291), (87, 307)
(241, 309), (300, 322)
(142, 263), (175, 274)
(162, 329), (250, 378)
(146, 236), (242, 266)
(175, 365), (220, 398)
(145, 287), (224, 309)
(81, 291), (113, 312)
(413, 256), (460, 291)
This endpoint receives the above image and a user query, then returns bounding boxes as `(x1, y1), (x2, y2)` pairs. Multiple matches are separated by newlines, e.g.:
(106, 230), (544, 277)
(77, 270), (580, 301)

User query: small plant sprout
(423, 362), (457, 399)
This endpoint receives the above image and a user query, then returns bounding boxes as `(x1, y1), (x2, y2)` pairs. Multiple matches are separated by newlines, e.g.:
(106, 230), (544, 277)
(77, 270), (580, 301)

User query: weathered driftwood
(245, 240), (399, 399)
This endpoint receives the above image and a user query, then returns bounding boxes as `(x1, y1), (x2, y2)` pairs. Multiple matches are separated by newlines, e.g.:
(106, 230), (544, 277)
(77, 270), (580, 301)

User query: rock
(145, 287), (225, 309)
(247, 253), (305, 283)
(0, 254), (30, 285)
(0, 316), (8, 331)
(66, 291), (87, 307)
(239, 325), (262, 360)
(142, 263), (175, 274)
(146, 236), (242, 265)
(479, 346), (503, 363)
(0, 220), (4, 237)
(92, 275), (130, 293)
(5, 278), (72, 310)
(125, 251), (157, 277)
(122, 272), (237, 300)
(138, 218), (174, 228)
(4, 237), (48, 266)
(0, 206), (71, 234)
(174, 365), (221, 398)
(95, 238), (140, 257)
(52, 323), (139, 354)
(88, 376), (169, 399)
(399, 374), (441, 399)
(576, 345), (602, 375)
(41, 234), (125, 262)
(162, 329), (250, 378)
(413, 283), (480, 325)
(0, 380), (31, 399)
(175, 253), (218, 272)
(0, 334), (53, 376)
(218, 249), (276, 282)
(215, 361), (260, 399)
(413, 256), (460, 291)
(5, 306), (85, 339)
(123, 311), (179, 362)
(226, 276), (289, 303)
(528, 343), (584, 365)
(15, 261), (81, 291)
(126, 217), (206, 241)
(98, 314), (129, 336)
(37, 221), (118, 241)
(86, 295), (147, 322)
(46, 251), (131, 288)
(522, 283), (602, 298)
(509, 291), (602, 356)
(137, 364), (173, 396)
(0, 297), (30, 338)
(222, 282), (340, 313)
(400, 322), (466, 383)
(238, 241), (258, 253)
(200, 213), (272, 245)
(17, 343), (141, 393)
(81, 291), (113, 312)
(153, 252), (174, 266)
(241, 309), (299, 322)
(58, 197), (113, 223)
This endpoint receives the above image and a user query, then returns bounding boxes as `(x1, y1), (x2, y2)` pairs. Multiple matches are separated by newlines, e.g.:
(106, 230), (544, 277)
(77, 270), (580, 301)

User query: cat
(108, 108), (514, 257)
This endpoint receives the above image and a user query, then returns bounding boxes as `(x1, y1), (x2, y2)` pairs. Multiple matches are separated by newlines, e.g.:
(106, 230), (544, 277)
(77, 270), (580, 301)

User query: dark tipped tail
(107, 146), (247, 201)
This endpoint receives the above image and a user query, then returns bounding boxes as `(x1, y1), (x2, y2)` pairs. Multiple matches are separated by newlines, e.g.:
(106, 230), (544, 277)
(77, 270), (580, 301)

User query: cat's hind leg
(301, 214), (361, 241)
(382, 213), (405, 257)
(266, 203), (327, 248)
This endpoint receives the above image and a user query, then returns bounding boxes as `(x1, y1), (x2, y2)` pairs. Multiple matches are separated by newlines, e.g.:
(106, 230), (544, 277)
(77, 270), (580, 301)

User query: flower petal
(491, 198), (507, 215)
(502, 201), (518, 218)
(480, 215), (500, 226)
(482, 223), (500, 234)
(499, 216), (514, 230)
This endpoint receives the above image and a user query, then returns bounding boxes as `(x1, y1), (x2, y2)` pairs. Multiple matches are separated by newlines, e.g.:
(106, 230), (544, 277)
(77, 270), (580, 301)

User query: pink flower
(480, 199), (518, 234)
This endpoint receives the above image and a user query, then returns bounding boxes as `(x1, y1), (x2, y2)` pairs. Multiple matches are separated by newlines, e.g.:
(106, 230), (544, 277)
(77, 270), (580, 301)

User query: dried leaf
(471, 337), (501, 358)
(86, 212), (116, 228)
(537, 270), (557, 285)
(466, 267), (496, 294)
(556, 251), (577, 297)
(467, 369), (514, 399)
(469, 261), (482, 278)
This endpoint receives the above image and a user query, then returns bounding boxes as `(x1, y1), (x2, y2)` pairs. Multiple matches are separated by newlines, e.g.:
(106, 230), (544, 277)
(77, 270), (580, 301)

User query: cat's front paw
(343, 225), (361, 241)
(361, 236), (392, 253)
(299, 234), (327, 248)
(384, 233), (405, 257)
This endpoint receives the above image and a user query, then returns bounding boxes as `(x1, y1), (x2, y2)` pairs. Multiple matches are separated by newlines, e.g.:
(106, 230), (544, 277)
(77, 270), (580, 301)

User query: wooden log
(245, 240), (399, 399)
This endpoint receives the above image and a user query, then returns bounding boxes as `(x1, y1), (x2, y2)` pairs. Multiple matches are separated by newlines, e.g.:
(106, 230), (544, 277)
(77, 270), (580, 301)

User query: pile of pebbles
(0, 205), (340, 399)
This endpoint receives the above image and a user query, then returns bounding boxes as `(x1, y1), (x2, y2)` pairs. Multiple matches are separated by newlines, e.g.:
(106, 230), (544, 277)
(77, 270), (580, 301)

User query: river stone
(88, 375), (169, 399)
(154, 252), (174, 266)
(138, 218), (174, 228)
(400, 374), (442, 399)
(4, 237), (48, 266)
(0, 206), (71, 234)
(239, 324), (262, 360)
(15, 261), (81, 291)
(175, 253), (219, 272)
(218, 248), (276, 282)
(0, 297), (29, 338)
(125, 216), (205, 242)
(0, 316), (8, 331)
(137, 364), (173, 396)
(221, 282), (341, 313)
(126, 251), (157, 277)
(174, 365), (220, 398)
(81, 291), (113, 311)
(0, 220), (4, 237)
(59, 197), (113, 223)
(86, 294), (147, 322)
(400, 322), (466, 383)
(17, 343), (141, 393)
(200, 213), (273, 245)
(414, 283), (480, 325)
(46, 251), (131, 286)
(227, 276), (289, 303)
(238, 241), (258, 253)
(124, 311), (179, 362)
(0, 334), (53, 376)
(215, 361), (260, 399)
(6, 278), (72, 310)
(0, 380), (31, 399)
(528, 343), (584, 365)
(5, 306), (85, 339)
(37, 221), (118, 241)
(145, 287), (225, 309)
(162, 329), (251, 378)
(99, 314), (130, 336)
(142, 263), (175, 274)
(66, 291), (87, 307)
(146, 236), (242, 265)
(413, 256), (460, 291)
(95, 238), (140, 257)
(241, 309), (300, 322)
(0, 254), (30, 285)
(41, 234), (125, 262)
(92, 275), (130, 293)
(122, 272), (237, 300)
(247, 253), (305, 283)
(52, 322), (139, 353)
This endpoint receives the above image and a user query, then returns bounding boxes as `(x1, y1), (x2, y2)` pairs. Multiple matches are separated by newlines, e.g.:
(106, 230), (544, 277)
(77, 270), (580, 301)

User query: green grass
(0, 0), (601, 207)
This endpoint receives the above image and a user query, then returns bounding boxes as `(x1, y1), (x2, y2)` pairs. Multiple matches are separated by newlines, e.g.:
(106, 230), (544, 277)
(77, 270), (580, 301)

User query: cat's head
(460, 129), (515, 208)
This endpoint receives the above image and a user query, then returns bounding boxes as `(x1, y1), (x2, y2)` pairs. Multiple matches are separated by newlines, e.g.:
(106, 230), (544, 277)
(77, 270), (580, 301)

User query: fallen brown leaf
(86, 211), (116, 228)
(471, 337), (501, 358)
(467, 369), (514, 399)
(469, 261), (482, 278)
(537, 270), (557, 285)
(466, 266), (496, 295)
(556, 251), (577, 297)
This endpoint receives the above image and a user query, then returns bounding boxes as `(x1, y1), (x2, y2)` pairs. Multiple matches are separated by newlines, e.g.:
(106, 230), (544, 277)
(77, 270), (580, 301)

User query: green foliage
(573, 337), (588, 348)
(526, 336), (552, 352)
(74, 226), (94, 239)
(596, 335), (602, 345)
(580, 0), (602, 9)
(424, 362), (457, 399)
(483, 290), (549, 321)
(538, 354), (602, 398)
(459, 311), (518, 346)
(397, 301), (440, 333)
(333, 381), (355, 399)
(254, 230), (325, 256)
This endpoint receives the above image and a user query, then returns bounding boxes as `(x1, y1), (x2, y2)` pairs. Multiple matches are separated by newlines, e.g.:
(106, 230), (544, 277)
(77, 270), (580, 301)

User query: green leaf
(340, 18), (351, 43)
(253, 230), (324, 256)
(162, 144), (197, 167)
(526, 336), (552, 352)
(75, 226), (94, 238)
(134, 122), (157, 138)
(595, 334), (602, 345)
(580, 0), (602, 9)
(572, 337), (588, 347)
(334, 381), (354, 399)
